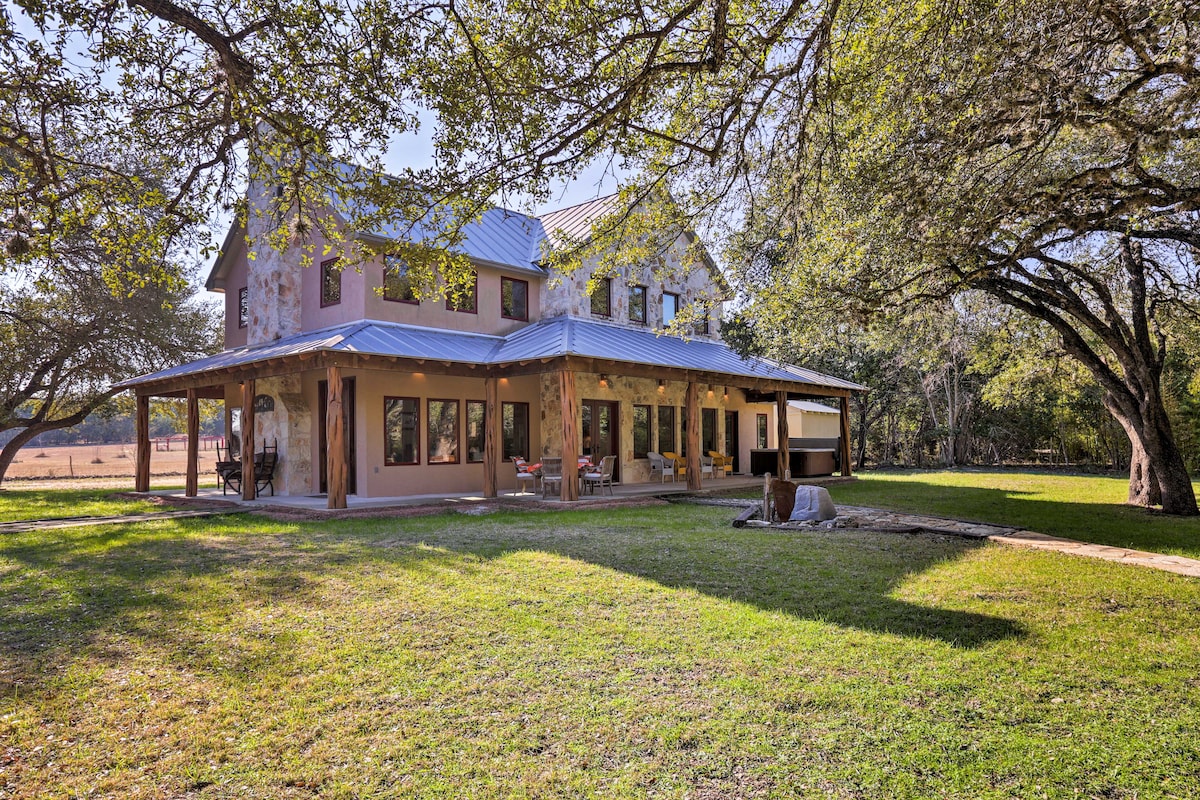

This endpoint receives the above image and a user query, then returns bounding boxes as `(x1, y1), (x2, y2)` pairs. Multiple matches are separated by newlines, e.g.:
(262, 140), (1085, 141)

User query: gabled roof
(117, 317), (866, 394)
(535, 194), (624, 252)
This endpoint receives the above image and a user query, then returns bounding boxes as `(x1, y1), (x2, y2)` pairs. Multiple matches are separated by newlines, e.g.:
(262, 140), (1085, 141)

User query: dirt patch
(3, 442), (221, 481)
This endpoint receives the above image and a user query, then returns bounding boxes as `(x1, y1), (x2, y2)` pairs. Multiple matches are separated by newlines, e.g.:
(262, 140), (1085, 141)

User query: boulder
(789, 485), (837, 522)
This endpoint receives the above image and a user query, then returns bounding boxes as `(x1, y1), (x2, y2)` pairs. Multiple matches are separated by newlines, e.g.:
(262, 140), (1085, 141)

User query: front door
(580, 399), (619, 481)
(318, 377), (357, 495)
(725, 410), (740, 473)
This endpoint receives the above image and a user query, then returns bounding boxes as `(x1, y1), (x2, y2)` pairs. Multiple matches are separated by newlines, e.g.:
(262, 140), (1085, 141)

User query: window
(590, 276), (611, 317)
(663, 292), (679, 325)
(321, 258), (341, 307)
(502, 402), (530, 461)
(757, 413), (769, 449)
(383, 255), (418, 304)
(657, 406), (676, 453)
(633, 405), (651, 459)
(466, 400), (485, 463)
(427, 399), (460, 463)
(385, 397), (420, 465)
(501, 276), (528, 320)
(237, 287), (248, 329)
(629, 285), (647, 324)
(702, 407), (718, 453)
(446, 273), (477, 313)
(693, 311), (710, 335)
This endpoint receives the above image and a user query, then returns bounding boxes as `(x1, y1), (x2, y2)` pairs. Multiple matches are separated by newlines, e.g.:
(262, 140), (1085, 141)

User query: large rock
(789, 485), (837, 522)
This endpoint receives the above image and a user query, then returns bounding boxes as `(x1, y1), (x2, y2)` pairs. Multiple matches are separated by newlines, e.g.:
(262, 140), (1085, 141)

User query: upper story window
(629, 285), (647, 324)
(446, 272), (477, 313)
(663, 292), (679, 325)
(383, 255), (418, 304)
(237, 287), (248, 328)
(321, 258), (341, 307)
(692, 309), (710, 335)
(590, 277), (612, 317)
(501, 276), (528, 320)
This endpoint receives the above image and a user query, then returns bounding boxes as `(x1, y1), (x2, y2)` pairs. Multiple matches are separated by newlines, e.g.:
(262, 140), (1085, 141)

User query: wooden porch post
(686, 381), (701, 490)
(483, 375), (498, 498)
(241, 378), (256, 501)
(327, 365), (347, 509)
(839, 395), (853, 477)
(559, 368), (579, 501)
(135, 393), (150, 492)
(776, 391), (790, 479)
(185, 388), (199, 497)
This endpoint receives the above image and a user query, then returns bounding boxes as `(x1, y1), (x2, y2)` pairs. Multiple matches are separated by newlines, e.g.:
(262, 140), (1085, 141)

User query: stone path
(745, 504), (1200, 579)
(0, 508), (242, 535)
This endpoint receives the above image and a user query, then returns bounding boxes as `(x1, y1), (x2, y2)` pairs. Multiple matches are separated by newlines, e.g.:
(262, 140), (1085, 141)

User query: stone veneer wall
(244, 182), (305, 345)
(251, 374), (312, 495)
(539, 371), (728, 484)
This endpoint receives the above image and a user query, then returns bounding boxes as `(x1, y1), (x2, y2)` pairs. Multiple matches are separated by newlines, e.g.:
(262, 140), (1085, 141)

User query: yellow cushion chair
(707, 450), (734, 477)
(661, 451), (686, 477)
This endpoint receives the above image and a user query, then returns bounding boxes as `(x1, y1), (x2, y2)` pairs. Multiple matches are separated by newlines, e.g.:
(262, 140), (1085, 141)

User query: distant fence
(153, 434), (225, 452)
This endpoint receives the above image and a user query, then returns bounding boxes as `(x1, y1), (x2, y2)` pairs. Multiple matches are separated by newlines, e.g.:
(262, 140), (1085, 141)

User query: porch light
(658, 379), (666, 392)
(707, 386), (714, 397)
(723, 386), (729, 400)
(599, 374), (609, 388)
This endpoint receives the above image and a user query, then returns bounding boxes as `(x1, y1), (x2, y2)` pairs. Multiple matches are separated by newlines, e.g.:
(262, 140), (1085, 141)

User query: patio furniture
(223, 440), (278, 497)
(513, 456), (539, 494)
(583, 455), (616, 495)
(540, 457), (563, 499)
(707, 450), (733, 477)
(699, 454), (715, 480)
(661, 451), (686, 478)
(215, 443), (240, 493)
(647, 452), (675, 483)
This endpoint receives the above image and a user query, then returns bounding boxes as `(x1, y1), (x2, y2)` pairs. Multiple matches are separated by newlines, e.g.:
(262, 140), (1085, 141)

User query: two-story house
(120, 189), (862, 506)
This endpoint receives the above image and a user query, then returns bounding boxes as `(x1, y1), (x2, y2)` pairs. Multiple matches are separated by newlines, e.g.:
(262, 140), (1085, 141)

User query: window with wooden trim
(237, 287), (248, 328)
(693, 309), (711, 335)
(502, 402), (530, 461)
(590, 276), (612, 317)
(501, 276), (528, 320)
(445, 273), (477, 313)
(383, 255), (418, 304)
(321, 258), (341, 307)
(662, 292), (679, 325)
(466, 400), (485, 463)
(756, 413), (769, 449)
(633, 404), (651, 458)
(385, 397), (420, 465)
(629, 285), (647, 323)
(702, 407), (718, 453)
(657, 405), (675, 454)
(427, 399), (460, 463)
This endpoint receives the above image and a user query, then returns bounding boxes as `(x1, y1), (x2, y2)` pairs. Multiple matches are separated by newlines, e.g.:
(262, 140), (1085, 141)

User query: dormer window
(446, 272), (477, 313)
(629, 285), (647, 324)
(321, 258), (341, 307)
(383, 256), (418, 304)
(663, 292), (679, 325)
(591, 277), (612, 317)
(501, 276), (528, 320)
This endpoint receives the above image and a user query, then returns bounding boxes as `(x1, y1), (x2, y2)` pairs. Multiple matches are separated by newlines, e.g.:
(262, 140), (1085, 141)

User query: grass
(825, 469), (1200, 559)
(0, 487), (160, 523)
(1, 495), (1199, 798)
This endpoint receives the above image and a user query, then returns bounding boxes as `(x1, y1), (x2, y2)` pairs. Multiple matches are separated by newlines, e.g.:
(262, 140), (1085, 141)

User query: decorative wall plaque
(253, 394), (275, 413)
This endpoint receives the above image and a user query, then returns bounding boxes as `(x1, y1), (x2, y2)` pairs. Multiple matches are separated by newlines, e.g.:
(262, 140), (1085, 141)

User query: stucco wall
(787, 407), (842, 439)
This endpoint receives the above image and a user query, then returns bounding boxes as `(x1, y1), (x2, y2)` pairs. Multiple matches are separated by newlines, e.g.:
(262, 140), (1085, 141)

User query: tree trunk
(1105, 391), (1194, 514)
(0, 427), (45, 486)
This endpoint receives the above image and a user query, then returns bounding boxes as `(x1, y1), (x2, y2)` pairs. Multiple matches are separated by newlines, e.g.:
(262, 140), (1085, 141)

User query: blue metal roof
(119, 317), (865, 394)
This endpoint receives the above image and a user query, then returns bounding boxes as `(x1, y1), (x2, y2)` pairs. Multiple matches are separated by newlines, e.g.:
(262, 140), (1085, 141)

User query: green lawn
(0, 487), (160, 523)
(1, 497), (1198, 798)
(827, 469), (1200, 559)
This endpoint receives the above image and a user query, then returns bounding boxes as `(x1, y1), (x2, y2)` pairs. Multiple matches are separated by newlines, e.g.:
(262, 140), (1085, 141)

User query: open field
(825, 469), (1200, 559)
(3, 442), (221, 482)
(1, 496), (1198, 798)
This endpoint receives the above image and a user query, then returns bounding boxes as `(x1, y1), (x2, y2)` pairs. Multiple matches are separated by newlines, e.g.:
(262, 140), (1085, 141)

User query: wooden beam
(241, 379), (256, 501)
(483, 375), (498, 498)
(686, 381), (701, 491)
(559, 368), (579, 502)
(185, 388), (199, 497)
(776, 391), (790, 479)
(135, 394), (150, 492)
(839, 395), (853, 477)
(327, 365), (347, 509)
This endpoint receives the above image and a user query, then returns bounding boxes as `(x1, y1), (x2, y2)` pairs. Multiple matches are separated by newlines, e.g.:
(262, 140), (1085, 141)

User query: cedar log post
(686, 381), (701, 490)
(483, 375), (498, 498)
(185, 388), (199, 496)
(241, 379), (256, 501)
(839, 395), (853, 477)
(559, 368), (579, 501)
(327, 366), (347, 509)
(776, 391), (790, 480)
(135, 393), (150, 492)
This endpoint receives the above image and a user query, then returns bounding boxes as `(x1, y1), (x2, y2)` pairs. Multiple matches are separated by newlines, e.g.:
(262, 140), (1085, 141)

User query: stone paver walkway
(742, 503), (1200, 579)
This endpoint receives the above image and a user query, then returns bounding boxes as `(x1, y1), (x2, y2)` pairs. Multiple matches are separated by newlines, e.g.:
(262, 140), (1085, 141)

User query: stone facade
(244, 182), (305, 345)
(253, 374), (312, 495)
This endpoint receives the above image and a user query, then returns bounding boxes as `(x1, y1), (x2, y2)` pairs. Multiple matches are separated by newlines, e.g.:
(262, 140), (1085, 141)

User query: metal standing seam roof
(118, 316), (865, 393)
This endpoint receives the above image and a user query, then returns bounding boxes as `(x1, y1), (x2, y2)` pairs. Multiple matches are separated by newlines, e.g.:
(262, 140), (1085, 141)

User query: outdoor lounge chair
(223, 440), (278, 497)
(540, 457), (563, 499)
(583, 455), (616, 495)
(647, 452), (674, 483)
(513, 456), (539, 494)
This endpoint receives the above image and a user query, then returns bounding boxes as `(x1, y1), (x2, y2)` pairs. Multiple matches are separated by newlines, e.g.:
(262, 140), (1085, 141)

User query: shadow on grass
(0, 506), (1025, 689)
